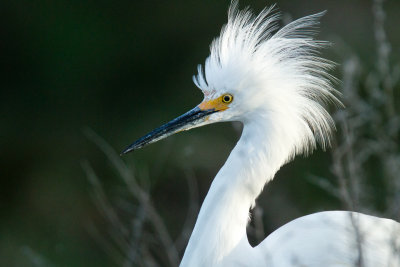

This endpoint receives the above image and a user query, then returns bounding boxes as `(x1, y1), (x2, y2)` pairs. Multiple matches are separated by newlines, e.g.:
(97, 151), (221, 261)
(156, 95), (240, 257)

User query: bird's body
(259, 211), (400, 267)
(123, 2), (400, 266)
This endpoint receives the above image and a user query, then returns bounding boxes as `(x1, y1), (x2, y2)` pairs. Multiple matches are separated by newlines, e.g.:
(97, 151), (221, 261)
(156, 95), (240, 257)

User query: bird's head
(122, 2), (340, 156)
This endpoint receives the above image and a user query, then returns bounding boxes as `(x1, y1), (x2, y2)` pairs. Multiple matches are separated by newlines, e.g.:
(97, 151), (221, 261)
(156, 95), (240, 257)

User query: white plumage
(123, 2), (400, 266)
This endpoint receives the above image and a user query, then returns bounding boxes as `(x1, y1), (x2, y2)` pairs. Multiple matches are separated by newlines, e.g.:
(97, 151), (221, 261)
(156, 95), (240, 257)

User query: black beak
(121, 106), (217, 155)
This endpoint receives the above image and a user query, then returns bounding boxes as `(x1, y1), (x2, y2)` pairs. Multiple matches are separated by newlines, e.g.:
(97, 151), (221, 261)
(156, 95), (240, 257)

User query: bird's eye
(222, 94), (233, 104)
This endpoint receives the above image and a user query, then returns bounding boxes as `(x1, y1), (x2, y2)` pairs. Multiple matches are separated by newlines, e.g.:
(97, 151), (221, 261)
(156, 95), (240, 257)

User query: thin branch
(84, 128), (180, 266)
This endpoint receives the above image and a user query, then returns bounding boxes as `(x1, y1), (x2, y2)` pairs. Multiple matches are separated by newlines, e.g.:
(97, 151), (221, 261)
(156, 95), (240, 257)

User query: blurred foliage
(1, 0), (399, 266)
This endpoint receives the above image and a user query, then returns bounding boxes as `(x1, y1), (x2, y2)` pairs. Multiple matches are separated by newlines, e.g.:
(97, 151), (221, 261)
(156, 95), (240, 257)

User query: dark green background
(1, 0), (399, 266)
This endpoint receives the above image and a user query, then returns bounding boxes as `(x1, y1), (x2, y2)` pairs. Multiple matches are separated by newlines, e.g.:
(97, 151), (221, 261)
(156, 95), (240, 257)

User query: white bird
(122, 2), (400, 266)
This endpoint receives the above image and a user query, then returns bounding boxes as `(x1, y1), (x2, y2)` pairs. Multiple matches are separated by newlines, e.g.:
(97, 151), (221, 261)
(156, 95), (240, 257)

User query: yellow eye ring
(222, 94), (233, 103)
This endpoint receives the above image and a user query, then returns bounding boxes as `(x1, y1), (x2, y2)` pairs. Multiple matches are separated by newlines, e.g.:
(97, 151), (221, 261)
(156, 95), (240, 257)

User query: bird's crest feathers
(193, 1), (341, 157)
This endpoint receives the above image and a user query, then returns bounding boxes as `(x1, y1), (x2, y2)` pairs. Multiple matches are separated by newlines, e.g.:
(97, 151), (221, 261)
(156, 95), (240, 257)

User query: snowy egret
(122, 2), (400, 266)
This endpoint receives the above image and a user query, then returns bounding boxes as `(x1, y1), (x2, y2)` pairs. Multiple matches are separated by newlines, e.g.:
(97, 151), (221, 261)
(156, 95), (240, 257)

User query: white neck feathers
(180, 120), (291, 266)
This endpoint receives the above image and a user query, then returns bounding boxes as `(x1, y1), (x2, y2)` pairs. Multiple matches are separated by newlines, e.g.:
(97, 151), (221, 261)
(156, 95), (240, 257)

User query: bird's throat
(180, 123), (289, 266)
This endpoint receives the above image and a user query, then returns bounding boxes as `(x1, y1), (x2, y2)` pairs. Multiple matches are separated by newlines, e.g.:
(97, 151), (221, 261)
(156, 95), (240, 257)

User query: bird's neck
(181, 121), (291, 266)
